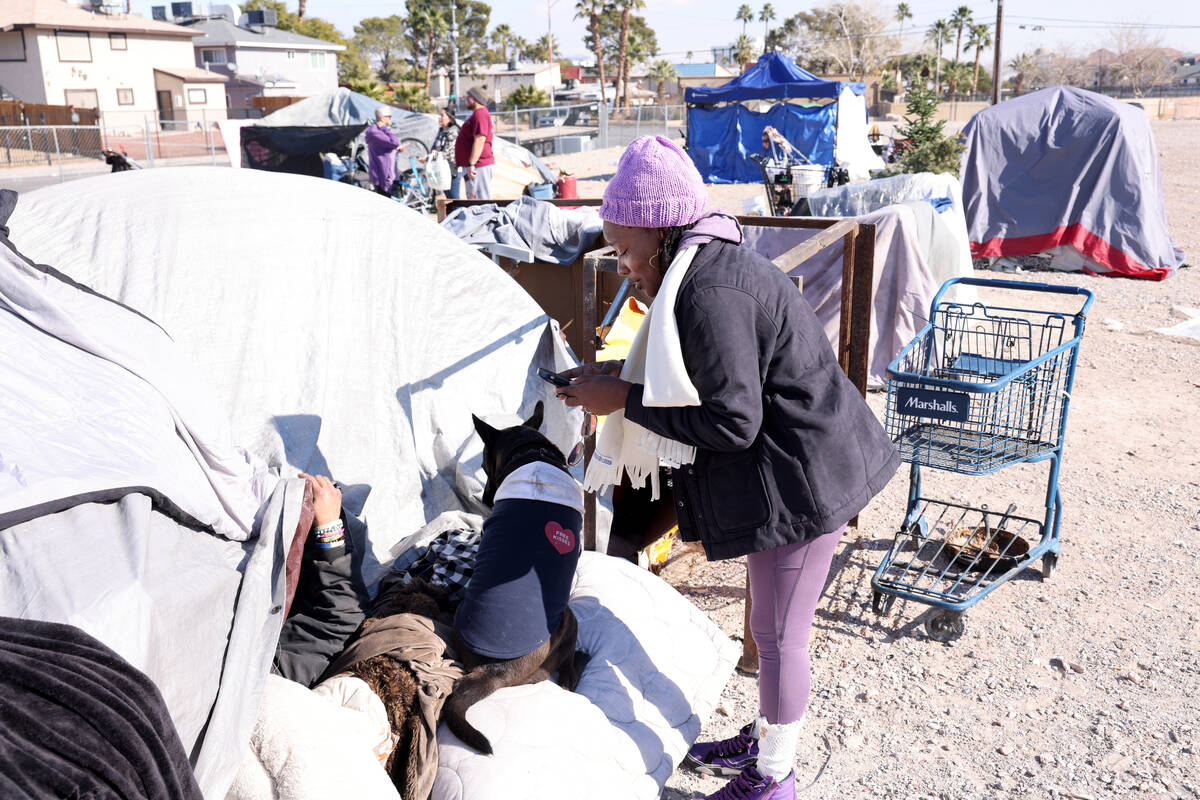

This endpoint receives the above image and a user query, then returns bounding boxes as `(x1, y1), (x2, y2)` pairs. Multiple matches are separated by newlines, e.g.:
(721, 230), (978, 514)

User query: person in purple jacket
(364, 106), (407, 196)
(554, 136), (899, 800)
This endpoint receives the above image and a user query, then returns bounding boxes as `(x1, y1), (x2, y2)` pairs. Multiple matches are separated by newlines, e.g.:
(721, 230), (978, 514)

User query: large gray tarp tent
(0, 168), (580, 798)
(961, 86), (1185, 280)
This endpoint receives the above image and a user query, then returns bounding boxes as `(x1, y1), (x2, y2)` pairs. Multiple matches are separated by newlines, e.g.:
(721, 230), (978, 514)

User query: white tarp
(7, 167), (581, 584)
(1, 168), (583, 798)
(834, 87), (887, 180)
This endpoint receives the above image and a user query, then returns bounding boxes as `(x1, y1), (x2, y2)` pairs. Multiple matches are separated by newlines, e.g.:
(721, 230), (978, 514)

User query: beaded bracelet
(314, 519), (343, 535)
(315, 536), (345, 550)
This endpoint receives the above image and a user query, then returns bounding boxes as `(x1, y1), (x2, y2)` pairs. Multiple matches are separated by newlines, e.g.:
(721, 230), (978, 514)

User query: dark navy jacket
(626, 239), (900, 561)
(455, 496), (582, 659)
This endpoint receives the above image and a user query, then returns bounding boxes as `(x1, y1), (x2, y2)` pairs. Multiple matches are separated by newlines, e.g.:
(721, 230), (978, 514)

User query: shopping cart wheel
(925, 610), (965, 643)
(1041, 553), (1058, 581)
(871, 591), (896, 616)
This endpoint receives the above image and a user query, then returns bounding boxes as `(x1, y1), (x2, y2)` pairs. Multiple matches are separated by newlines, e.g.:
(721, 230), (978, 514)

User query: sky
(132, 0), (1200, 66)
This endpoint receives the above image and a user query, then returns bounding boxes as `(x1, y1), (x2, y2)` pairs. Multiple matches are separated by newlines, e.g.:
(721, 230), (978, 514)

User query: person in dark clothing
(425, 106), (462, 200)
(555, 136), (899, 800)
(273, 473), (369, 688)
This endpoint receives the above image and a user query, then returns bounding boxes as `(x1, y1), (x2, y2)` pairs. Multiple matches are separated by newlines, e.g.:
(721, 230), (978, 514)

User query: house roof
(674, 63), (734, 78)
(0, 0), (198, 37)
(182, 17), (345, 52)
(154, 66), (229, 83)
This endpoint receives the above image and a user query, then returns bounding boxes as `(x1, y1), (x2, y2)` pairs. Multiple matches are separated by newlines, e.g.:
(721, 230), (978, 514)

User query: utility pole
(547, 0), (559, 107)
(991, 0), (1004, 104)
(451, 1), (461, 111)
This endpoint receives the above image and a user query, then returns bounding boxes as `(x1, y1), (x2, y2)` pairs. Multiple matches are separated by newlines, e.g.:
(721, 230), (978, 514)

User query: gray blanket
(442, 196), (604, 265)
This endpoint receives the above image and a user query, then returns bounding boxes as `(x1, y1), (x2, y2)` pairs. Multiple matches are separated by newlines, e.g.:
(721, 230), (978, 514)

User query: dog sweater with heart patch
(455, 464), (583, 660)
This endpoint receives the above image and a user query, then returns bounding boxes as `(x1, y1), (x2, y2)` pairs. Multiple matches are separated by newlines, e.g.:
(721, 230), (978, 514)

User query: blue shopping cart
(872, 277), (1094, 642)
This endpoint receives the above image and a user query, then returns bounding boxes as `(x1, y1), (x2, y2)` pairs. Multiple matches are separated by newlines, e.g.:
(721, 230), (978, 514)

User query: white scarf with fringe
(583, 245), (701, 499)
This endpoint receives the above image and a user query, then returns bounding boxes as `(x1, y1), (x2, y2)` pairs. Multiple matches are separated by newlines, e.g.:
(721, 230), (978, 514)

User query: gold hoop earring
(649, 252), (660, 270)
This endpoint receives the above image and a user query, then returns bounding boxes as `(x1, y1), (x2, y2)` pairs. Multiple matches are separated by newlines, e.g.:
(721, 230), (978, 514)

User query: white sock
(751, 715), (768, 740)
(756, 718), (802, 783)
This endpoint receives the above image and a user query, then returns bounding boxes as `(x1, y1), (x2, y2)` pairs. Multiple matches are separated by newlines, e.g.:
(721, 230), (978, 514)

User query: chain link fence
(599, 104), (688, 149)
(0, 125), (103, 170)
(486, 101), (689, 157)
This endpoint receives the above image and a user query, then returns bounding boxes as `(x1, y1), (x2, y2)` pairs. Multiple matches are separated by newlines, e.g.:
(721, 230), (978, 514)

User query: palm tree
(736, 4), (754, 36)
(926, 19), (951, 95)
(948, 5), (972, 95)
(968, 23), (992, 95)
(895, 3), (912, 90)
(510, 35), (529, 62)
(648, 59), (677, 103)
(733, 33), (755, 68)
(1008, 53), (1034, 96)
(574, 1), (608, 107)
(616, 0), (645, 111)
(759, 4), (775, 53)
(491, 23), (513, 62)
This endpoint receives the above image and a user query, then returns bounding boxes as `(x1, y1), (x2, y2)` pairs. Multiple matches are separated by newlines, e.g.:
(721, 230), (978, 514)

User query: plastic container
(556, 174), (577, 199)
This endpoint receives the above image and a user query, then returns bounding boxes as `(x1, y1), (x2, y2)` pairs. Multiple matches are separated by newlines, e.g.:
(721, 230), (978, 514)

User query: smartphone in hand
(537, 367), (572, 387)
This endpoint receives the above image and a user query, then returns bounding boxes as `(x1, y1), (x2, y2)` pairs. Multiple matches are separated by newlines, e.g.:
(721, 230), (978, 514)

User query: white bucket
(790, 164), (826, 197)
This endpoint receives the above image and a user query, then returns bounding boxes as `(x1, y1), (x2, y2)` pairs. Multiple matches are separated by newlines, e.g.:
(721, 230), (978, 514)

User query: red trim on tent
(971, 223), (1171, 281)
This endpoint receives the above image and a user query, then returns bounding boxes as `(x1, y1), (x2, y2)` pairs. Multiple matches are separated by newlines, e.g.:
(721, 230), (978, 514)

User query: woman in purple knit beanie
(554, 136), (898, 800)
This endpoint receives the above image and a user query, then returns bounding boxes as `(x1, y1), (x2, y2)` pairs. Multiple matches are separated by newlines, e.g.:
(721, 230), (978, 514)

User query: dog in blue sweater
(443, 402), (585, 755)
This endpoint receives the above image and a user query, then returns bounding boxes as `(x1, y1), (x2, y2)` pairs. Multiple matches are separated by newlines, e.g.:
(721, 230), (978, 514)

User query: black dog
(442, 401), (585, 755)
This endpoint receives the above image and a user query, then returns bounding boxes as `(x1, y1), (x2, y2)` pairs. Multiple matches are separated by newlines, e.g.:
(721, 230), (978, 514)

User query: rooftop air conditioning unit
(170, 2), (194, 19)
(151, 5), (167, 20)
(244, 9), (277, 26)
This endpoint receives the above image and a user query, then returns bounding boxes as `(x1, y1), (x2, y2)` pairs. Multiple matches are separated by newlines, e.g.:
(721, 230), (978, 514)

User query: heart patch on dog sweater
(545, 522), (576, 555)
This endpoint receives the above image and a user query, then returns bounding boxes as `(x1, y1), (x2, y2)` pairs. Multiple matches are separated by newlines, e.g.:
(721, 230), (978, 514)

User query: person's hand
(300, 473), (342, 527)
(467, 165), (477, 180)
(398, 142), (408, 152)
(559, 360), (623, 380)
(555, 374), (632, 416)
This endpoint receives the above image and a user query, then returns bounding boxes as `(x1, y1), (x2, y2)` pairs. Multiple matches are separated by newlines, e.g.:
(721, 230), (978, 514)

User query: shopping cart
(872, 277), (1094, 642)
(749, 153), (827, 216)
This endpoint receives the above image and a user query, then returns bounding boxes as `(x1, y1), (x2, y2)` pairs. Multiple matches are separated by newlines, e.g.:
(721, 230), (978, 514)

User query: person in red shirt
(455, 87), (495, 199)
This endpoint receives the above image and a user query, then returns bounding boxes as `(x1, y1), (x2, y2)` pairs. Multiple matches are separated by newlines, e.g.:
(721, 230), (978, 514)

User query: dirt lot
(554, 120), (1200, 800)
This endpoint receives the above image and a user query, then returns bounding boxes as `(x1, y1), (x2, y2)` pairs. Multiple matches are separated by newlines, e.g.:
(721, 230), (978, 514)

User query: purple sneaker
(703, 767), (795, 800)
(684, 723), (759, 776)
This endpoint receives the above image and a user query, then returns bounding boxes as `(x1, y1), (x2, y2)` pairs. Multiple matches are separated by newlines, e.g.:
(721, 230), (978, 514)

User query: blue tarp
(684, 52), (863, 104)
(687, 102), (838, 184)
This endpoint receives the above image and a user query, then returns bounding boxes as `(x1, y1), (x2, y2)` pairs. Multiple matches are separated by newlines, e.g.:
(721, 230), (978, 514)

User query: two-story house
(0, 0), (226, 122)
(180, 12), (343, 110)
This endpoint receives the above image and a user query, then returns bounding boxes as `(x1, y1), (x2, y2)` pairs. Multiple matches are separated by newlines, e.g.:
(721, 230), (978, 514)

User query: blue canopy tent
(685, 52), (880, 184)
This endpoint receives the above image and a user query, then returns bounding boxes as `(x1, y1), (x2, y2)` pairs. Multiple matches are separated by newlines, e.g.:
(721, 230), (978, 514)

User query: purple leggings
(746, 525), (844, 724)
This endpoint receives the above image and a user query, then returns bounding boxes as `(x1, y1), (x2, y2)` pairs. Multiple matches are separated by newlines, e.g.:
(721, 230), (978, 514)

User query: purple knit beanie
(600, 135), (708, 228)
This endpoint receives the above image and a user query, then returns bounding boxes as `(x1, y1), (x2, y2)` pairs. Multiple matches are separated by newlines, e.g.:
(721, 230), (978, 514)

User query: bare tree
(1109, 27), (1175, 98)
(1029, 43), (1090, 90)
(778, 1), (895, 81)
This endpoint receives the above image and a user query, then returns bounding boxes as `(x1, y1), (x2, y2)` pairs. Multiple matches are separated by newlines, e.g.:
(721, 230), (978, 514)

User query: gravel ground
(557, 120), (1200, 800)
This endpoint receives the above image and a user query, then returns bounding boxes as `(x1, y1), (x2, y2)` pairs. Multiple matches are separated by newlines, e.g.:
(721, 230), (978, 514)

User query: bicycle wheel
(401, 137), (430, 160)
(398, 175), (433, 214)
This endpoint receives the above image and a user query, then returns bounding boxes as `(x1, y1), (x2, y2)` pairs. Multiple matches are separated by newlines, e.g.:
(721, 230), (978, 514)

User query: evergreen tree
(893, 84), (963, 176)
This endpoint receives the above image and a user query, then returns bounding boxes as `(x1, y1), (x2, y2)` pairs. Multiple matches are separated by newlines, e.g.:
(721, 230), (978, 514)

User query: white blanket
(434, 551), (739, 799)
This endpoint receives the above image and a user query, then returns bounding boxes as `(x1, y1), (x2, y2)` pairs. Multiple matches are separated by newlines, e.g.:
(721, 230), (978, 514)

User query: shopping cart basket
(872, 277), (1094, 641)
(749, 153), (827, 216)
